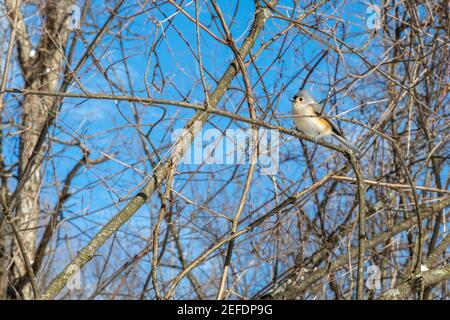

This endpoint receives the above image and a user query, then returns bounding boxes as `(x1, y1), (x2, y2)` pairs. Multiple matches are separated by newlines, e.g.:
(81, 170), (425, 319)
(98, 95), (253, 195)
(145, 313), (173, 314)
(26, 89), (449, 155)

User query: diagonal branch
(378, 265), (450, 300)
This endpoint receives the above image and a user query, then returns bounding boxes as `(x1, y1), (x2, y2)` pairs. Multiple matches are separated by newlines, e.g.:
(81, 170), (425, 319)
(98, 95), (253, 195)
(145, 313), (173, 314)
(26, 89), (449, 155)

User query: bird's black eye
(299, 96), (303, 102)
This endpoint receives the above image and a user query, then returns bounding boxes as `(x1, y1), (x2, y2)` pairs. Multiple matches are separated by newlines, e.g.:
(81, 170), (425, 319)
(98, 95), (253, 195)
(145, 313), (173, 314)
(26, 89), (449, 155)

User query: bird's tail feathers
(331, 133), (362, 158)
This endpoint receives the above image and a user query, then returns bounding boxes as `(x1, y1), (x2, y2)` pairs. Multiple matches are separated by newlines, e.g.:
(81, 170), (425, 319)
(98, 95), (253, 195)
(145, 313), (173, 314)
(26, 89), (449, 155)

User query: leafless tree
(0, 0), (448, 300)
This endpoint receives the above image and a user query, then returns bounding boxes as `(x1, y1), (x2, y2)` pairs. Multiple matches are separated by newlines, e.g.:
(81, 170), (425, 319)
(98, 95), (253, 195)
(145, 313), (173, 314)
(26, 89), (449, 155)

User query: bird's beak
(289, 98), (295, 102)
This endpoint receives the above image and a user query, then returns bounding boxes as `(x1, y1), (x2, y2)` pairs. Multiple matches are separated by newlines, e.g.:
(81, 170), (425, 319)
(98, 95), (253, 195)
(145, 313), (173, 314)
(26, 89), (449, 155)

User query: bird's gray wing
(310, 102), (326, 115)
(310, 102), (343, 136)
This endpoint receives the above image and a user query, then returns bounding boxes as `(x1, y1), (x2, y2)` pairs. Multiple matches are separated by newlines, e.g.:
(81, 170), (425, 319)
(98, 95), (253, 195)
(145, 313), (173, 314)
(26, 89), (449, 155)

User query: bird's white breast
(292, 104), (330, 137)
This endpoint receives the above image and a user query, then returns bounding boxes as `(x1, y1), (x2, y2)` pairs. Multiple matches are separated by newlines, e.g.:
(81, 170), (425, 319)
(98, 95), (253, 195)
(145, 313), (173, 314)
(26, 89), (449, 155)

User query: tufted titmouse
(290, 89), (361, 157)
